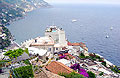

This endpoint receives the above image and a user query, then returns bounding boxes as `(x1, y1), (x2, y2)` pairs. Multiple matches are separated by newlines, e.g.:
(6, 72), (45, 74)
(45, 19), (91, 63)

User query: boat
(106, 35), (109, 38)
(110, 27), (113, 30)
(72, 19), (77, 22)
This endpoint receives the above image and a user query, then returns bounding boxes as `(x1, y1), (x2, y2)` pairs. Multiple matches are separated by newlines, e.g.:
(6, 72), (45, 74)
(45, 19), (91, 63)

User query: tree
(110, 66), (120, 74)
(80, 53), (85, 57)
(96, 55), (100, 59)
(99, 72), (104, 76)
(23, 59), (31, 65)
(13, 65), (34, 78)
(79, 53), (85, 58)
(101, 61), (106, 67)
(4, 48), (29, 59)
(87, 71), (95, 78)
(36, 58), (39, 62)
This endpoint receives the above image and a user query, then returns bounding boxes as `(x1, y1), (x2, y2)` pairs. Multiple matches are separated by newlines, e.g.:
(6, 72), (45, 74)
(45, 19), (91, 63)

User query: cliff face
(1, 0), (50, 12)
(0, 25), (12, 49)
(0, 0), (50, 25)
(0, 0), (50, 49)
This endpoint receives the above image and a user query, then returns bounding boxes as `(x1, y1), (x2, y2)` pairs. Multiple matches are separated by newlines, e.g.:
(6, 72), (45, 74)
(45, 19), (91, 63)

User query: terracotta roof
(58, 54), (63, 57)
(67, 42), (80, 46)
(46, 61), (73, 74)
(67, 41), (86, 47)
(34, 69), (48, 78)
(43, 68), (65, 78)
(67, 41), (88, 51)
(67, 41), (72, 46)
(79, 42), (86, 47)
(64, 53), (75, 59)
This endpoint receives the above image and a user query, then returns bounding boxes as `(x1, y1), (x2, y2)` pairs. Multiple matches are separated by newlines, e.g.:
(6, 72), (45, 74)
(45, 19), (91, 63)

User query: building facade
(45, 26), (67, 47)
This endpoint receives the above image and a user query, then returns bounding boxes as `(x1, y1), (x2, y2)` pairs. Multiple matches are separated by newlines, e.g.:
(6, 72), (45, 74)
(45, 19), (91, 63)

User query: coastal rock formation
(0, 0), (50, 50)
(0, 0), (50, 26)
(0, 25), (12, 49)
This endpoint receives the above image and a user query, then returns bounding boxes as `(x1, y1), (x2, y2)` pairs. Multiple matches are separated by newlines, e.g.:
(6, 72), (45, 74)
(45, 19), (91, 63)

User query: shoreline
(1, 2), (118, 67)
(1, 5), (52, 50)
(20, 36), (118, 67)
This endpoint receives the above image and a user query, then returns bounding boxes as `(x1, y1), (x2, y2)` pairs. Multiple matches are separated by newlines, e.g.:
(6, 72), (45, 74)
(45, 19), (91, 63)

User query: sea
(8, 3), (120, 66)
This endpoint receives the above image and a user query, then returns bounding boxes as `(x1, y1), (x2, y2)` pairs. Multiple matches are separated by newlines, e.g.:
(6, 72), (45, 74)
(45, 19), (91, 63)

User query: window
(48, 48), (51, 51)
(56, 48), (58, 50)
(35, 39), (37, 43)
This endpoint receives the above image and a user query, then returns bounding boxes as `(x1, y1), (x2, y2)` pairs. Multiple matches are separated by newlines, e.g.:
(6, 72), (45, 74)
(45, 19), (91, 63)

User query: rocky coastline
(0, 0), (50, 50)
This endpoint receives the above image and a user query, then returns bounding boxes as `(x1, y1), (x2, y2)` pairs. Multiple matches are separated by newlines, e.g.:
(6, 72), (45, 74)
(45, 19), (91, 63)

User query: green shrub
(56, 58), (59, 61)
(110, 66), (120, 74)
(85, 56), (90, 59)
(101, 61), (106, 67)
(0, 60), (10, 63)
(91, 58), (96, 61)
(13, 65), (34, 78)
(23, 59), (31, 65)
(59, 72), (85, 78)
(79, 53), (85, 58)
(96, 55), (100, 59)
(4, 48), (29, 59)
(68, 55), (72, 59)
(99, 72), (104, 76)
(87, 71), (95, 78)
(98, 59), (103, 62)
(36, 58), (39, 62)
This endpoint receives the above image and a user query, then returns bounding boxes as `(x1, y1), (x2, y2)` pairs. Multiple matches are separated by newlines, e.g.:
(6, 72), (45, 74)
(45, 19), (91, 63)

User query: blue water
(8, 4), (120, 66)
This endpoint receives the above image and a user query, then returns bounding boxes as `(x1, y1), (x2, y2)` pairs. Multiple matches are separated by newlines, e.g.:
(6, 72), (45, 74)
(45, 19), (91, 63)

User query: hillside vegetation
(0, 0), (50, 49)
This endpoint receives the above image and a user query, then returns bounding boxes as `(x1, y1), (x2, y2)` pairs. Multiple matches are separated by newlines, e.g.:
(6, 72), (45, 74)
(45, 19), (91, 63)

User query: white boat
(110, 27), (113, 30)
(106, 35), (109, 38)
(72, 19), (77, 22)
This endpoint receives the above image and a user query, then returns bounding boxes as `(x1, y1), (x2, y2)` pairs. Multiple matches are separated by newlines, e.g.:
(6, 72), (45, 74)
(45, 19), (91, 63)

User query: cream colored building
(22, 26), (68, 53)
(45, 26), (67, 47)
(30, 36), (55, 53)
